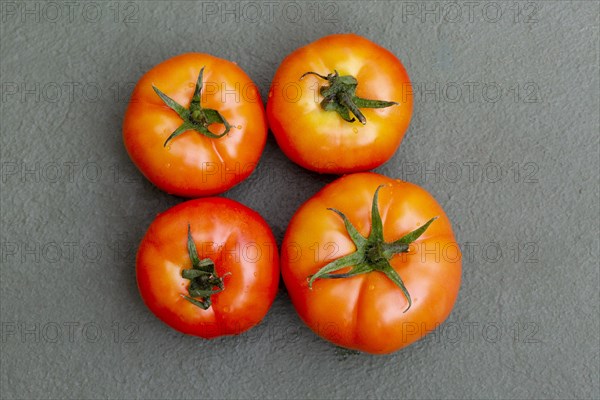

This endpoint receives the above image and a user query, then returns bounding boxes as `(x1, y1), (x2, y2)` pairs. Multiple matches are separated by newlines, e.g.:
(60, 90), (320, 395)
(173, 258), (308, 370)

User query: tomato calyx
(307, 185), (437, 312)
(180, 224), (229, 310)
(153, 67), (232, 147)
(300, 71), (398, 125)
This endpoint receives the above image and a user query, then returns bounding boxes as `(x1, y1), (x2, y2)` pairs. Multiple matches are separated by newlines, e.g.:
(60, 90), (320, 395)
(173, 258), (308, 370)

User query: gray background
(1, 1), (599, 399)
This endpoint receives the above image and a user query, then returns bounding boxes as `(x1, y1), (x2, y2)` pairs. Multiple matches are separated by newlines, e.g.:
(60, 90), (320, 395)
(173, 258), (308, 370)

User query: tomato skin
(281, 173), (461, 354)
(136, 198), (279, 338)
(123, 53), (267, 197)
(267, 34), (413, 174)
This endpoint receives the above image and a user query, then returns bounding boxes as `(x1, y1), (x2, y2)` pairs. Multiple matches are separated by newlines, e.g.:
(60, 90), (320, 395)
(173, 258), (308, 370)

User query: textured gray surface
(1, 1), (599, 399)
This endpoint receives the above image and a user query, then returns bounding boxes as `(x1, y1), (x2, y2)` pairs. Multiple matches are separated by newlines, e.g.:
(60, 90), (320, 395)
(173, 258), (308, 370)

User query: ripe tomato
(136, 198), (279, 338)
(281, 173), (461, 354)
(267, 34), (413, 173)
(123, 53), (267, 197)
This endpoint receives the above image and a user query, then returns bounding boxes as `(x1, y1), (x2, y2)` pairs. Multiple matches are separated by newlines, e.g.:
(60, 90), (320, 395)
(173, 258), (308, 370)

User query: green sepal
(181, 224), (228, 310)
(181, 295), (211, 310)
(153, 66), (231, 147)
(301, 70), (398, 125)
(308, 187), (438, 312)
(391, 217), (438, 245)
(326, 208), (367, 247)
(308, 253), (363, 289)
(380, 261), (412, 312)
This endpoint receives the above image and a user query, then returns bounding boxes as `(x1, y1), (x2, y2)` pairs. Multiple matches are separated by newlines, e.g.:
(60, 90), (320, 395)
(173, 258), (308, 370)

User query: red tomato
(123, 53), (267, 197)
(267, 34), (413, 173)
(136, 198), (279, 338)
(281, 173), (461, 354)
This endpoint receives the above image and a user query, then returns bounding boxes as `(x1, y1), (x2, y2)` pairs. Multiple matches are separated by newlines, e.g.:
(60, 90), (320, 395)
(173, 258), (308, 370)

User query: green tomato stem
(308, 186), (437, 313)
(300, 70), (398, 125)
(180, 224), (228, 310)
(153, 67), (232, 147)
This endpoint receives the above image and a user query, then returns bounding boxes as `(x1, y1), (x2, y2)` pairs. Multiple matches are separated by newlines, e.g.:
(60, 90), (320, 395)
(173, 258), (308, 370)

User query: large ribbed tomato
(124, 53), (267, 197)
(281, 173), (461, 354)
(267, 34), (413, 173)
(136, 198), (279, 338)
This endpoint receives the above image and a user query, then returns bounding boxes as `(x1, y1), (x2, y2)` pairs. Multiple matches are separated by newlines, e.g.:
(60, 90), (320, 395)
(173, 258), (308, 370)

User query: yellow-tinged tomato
(267, 34), (413, 173)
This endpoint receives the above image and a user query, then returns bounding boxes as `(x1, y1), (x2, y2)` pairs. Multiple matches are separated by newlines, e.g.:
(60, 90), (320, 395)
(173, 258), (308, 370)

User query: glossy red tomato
(281, 173), (461, 354)
(267, 34), (413, 173)
(124, 53), (267, 197)
(136, 198), (279, 338)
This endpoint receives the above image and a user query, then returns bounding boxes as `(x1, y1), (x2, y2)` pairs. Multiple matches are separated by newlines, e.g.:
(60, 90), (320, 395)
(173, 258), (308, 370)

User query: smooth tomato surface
(124, 53), (267, 197)
(267, 34), (413, 173)
(137, 198), (279, 338)
(281, 173), (461, 354)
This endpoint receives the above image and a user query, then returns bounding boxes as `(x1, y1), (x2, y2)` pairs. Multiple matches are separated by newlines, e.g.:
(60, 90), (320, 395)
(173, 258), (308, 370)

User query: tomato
(123, 53), (267, 197)
(267, 34), (413, 174)
(136, 197), (279, 338)
(281, 173), (461, 354)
